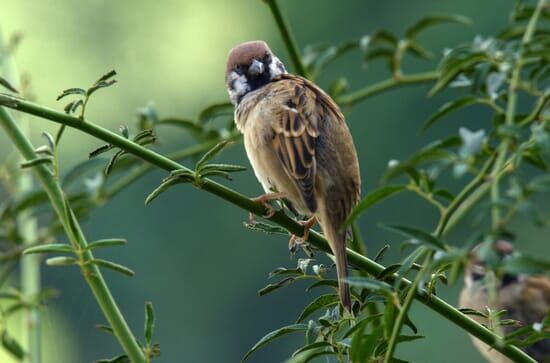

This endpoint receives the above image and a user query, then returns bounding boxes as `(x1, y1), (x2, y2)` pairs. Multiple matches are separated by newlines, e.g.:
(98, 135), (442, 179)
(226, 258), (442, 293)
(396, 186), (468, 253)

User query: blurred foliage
(0, 0), (550, 363)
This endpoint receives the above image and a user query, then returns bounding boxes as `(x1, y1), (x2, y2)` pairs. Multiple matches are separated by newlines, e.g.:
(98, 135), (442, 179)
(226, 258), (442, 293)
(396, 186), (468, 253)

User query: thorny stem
(490, 0), (546, 231)
(0, 96), (536, 363)
(263, 0), (308, 77)
(0, 107), (146, 363)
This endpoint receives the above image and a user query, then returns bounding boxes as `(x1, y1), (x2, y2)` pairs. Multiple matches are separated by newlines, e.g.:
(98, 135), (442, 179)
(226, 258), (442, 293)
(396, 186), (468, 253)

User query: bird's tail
(322, 219), (351, 312)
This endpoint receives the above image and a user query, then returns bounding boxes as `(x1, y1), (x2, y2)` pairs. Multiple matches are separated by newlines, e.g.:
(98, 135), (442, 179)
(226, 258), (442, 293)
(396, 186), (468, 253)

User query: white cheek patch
(269, 56), (287, 78)
(228, 71), (250, 105)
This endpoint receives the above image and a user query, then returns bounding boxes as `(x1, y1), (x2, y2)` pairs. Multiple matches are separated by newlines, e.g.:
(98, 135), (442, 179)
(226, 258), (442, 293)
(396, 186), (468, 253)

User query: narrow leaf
(380, 224), (446, 250)
(423, 96), (489, 131)
(258, 277), (296, 296)
(23, 244), (75, 255)
(196, 140), (231, 170)
(406, 14), (471, 39)
(241, 324), (308, 362)
(86, 239), (127, 250)
(89, 144), (113, 158)
(56, 87), (86, 101)
(1, 331), (25, 359)
(198, 102), (233, 124)
(0, 77), (19, 93)
(89, 259), (135, 277)
(20, 156), (53, 169)
(296, 294), (339, 323)
(145, 301), (154, 345)
(430, 53), (489, 96)
(105, 150), (126, 175)
(145, 177), (188, 205)
(96, 355), (130, 363)
(46, 256), (79, 266)
(345, 185), (407, 226)
(243, 221), (289, 235)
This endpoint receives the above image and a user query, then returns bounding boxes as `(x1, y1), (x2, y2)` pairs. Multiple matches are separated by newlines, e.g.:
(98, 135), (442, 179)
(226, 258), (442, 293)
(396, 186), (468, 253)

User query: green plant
(1, 0), (549, 362)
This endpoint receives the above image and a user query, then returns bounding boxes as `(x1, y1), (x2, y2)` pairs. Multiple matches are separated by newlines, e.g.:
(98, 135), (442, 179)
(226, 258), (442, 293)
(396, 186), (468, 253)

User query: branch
(0, 106), (146, 363)
(263, 0), (308, 77)
(0, 96), (536, 363)
(336, 71), (440, 107)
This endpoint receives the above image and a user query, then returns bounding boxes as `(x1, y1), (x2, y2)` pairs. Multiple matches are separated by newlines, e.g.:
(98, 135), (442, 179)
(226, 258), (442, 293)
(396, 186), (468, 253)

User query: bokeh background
(1, 0), (548, 362)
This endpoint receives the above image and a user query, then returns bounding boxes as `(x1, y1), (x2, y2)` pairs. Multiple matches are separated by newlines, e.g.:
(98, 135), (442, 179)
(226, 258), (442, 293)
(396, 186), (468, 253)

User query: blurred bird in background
(225, 41), (361, 312)
(459, 240), (550, 362)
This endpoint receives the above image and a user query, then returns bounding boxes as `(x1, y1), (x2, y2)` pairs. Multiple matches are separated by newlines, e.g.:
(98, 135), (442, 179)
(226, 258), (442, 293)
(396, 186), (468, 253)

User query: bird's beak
(248, 59), (264, 75)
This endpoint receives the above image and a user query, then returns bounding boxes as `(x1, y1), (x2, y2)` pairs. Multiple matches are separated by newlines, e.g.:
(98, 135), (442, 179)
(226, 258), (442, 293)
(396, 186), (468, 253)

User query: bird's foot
(248, 192), (286, 224)
(289, 216), (317, 256)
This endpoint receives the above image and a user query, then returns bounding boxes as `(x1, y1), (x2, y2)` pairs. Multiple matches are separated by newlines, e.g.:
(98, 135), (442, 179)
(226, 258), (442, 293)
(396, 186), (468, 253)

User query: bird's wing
(268, 75), (324, 213)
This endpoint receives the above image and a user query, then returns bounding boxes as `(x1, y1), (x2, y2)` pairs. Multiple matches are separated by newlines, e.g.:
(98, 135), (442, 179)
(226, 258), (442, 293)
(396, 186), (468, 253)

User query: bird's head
(225, 40), (286, 105)
(464, 240), (517, 288)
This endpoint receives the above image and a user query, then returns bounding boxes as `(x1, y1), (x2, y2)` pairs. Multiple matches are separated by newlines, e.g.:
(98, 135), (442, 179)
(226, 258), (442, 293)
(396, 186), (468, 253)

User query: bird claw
(248, 192), (286, 224)
(288, 216), (317, 256)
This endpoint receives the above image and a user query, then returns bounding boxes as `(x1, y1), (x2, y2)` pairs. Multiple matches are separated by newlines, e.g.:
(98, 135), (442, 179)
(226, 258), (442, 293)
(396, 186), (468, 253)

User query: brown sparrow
(459, 240), (550, 362)
(225, 41), (361, 311)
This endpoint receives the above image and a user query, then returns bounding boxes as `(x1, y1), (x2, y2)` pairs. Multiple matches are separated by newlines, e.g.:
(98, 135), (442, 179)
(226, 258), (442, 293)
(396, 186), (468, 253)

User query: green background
(1, 0), (548, 362)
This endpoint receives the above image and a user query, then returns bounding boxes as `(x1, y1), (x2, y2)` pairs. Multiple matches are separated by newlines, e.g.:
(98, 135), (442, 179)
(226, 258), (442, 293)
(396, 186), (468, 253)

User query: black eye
(235, 64), (242, 71)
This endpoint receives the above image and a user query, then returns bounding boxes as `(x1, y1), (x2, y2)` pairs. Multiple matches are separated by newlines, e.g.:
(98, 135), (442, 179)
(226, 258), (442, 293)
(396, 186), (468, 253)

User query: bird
(459, 240), (550, 362)
(225, 40), (361, 312)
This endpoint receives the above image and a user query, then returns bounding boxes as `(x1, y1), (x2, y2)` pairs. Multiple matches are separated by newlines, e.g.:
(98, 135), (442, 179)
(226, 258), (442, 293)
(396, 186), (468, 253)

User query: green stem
(435, 153), (497, 237)
(0, 97), (536, 363)
(336, 71), (440, 107)
(263, 0), (308, 77)
(384, 249), (430, 363)
(0, 107), (145, 363)
(490, 0), (546, 231)
(1, 39), (42, 363)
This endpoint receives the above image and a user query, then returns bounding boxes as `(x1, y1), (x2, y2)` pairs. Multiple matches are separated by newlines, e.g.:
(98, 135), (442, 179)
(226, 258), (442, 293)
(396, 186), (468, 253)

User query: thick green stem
(336, 71), (440, 107)
(263, 0), (308, 77)
(0, 107), (145, 363)
(0, 97), (536, 363)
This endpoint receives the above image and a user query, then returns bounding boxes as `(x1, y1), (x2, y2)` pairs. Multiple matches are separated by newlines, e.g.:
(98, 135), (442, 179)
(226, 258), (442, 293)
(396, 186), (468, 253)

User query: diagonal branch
(0, 96), (536, 363)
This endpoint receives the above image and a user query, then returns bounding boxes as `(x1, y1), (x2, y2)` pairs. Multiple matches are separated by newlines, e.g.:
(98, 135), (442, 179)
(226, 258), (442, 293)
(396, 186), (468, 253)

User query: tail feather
(323, 220), (351, 312)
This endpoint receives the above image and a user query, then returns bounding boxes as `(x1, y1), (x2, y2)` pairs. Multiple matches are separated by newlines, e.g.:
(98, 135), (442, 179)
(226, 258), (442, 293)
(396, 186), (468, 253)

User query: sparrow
(225, 41), (361, 311)
(459, 240), (550, 362)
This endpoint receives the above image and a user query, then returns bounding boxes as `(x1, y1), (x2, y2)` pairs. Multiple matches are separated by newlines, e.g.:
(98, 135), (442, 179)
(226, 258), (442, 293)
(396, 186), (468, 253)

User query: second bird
(225, 41), (361, 311)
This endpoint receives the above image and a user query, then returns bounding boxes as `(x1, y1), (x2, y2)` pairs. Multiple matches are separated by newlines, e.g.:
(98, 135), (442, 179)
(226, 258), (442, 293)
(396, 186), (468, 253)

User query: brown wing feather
(270, 76), (321, 213)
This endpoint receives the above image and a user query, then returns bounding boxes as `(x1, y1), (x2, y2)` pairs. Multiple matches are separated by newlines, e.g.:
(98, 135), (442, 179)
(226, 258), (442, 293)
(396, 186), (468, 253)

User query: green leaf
(56, 87), (86, 101)
(96, 355), (130, 363)
(306, 279), (338, 292)
(528, 175), (550, 192)
(241, 324), (308, 362)
(258, 277), (296, 296)
(422, 96), (489, 131)
(0, 77), (19, 93)
(157, 118), (203, 132)
(23, 244), (75, 255)
(345, 185), (407, 226)
(105, 149), (126, 175)
(46, 256), (79, 266)
(377, 263), (402, 280)
(430, 53), (490, 96)
(346, 277), (394, 295)
(406, 14), (471, 39)
(503, 255), (550, 274)
(89, 259), (135, 277)
(1, 331), (25, 359)
(458, 308), (488, 318)
(199, 163), (247, 173)
(196, 140), (231, 170)
(89, 144), (113, 158)
(380, 224), (446, 250)
(20, 156), (53, 169)
(144, 301), (154, 345)
(145, 176), (190, 205)
(296, 294), (339, 323)
(374, 335), (425, 356)
(291, 341), (332, 357)
(86, 239), (127, 250)
(96, 70), (117, 83)
(374, 244), (390, 263)
(198, 102), (233, 124)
